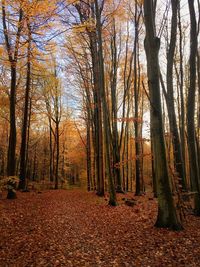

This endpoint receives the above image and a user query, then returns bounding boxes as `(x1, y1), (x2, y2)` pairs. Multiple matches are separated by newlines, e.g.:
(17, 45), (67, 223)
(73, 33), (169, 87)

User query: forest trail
(0, 190), (200, 267)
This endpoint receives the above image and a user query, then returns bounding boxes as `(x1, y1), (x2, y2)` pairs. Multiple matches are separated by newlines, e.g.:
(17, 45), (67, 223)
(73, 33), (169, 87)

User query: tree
(133, 0), (143, 196)
(94, 0), (117, 205)
(143, 0), (182, 230)
(18, 17), (31, 190)
(187, 0), (200, 215)
(2, 0), (23, 180)
(109, 17), (123, 193)
(164, 0), (186, 190)
(75, 1), (105, 196)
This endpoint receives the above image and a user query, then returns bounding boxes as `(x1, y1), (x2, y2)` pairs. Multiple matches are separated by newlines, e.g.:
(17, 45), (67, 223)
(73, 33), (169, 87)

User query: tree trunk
(55, 122), (59, 189)
(19, 20), (31, 190)
(2, 2), (22, 178)
(49, 118), (54, 182)
(110, 20), (123, 193)
(134, 3), (142, 196)
(165, 0), (186, 190)
(2, 2), (23, 199)
(177, 1), (186, 183)
(86, 115), (92, 191)
(75, 2), (104, 196)
(187, 0), (200, 215)
(144, 0), (183, 230)
(90, 30), (104, 196)
(7, 66), (17, 177)
(94, 0), (117, 205)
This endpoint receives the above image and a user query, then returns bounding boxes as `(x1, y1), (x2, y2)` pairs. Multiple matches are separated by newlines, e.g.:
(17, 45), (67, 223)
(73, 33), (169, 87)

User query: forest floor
(0, 190), (200, 267)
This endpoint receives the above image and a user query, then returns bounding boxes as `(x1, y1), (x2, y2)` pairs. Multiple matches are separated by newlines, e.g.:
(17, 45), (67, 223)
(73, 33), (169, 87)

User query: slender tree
(110, 18), (123, 193)
(133, 1), (143, 196)
(164, 0), (186, 190)
(18, 18), (32, 190)
(187, 0), (200, 215)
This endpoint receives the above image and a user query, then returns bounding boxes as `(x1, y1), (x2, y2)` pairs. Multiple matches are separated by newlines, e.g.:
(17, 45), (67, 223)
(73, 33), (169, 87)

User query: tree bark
(75, 2), (105, 196)
(144, 0), (183, 230)
(19, 19), (31, 190)
(2, 2), (23, 180)
(187, 0), (200, 215)
(110, 19), (123, 193)
(94, 0), (117, 205)
(165, 0), (186, 190)
(134, 2), (143, 196)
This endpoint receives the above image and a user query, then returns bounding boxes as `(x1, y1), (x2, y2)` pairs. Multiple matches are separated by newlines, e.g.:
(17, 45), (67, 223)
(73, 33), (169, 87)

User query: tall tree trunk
(19, 20), (31, 190)
(54, 78), (60, 190)
(178, 1), (186, 182)
(86, 113), (92, 191)
(75, 2), (104, 196)
(187, 0), (200, 215)
(55, 121), (59, 189)
(165, 0), (186, 190)
(94, 0), (117, 205)
(25, 97), (32, 180)
(2, 2), (23, 178)
(49, 118), (54, 182)
(196, 0), (200, 186)
(7, 66), (17, 178)
(197, 51), (200, 170)
(90, 31), (104, 196)
(134, 2), (142, 195)
(144, 0), (182, 230)
(2, 2), (23, 199)
(151, 133), (157, 197)
(110, 20), (123, 193)
(32, 147), (37, 181)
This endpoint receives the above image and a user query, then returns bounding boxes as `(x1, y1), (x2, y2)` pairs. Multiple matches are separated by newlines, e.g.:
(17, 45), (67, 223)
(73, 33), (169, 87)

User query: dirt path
(0, 190), (200, 266)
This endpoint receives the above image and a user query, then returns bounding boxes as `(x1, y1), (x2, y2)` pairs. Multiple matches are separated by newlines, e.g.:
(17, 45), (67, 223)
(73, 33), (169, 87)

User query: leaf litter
(0, 190), (200, 266)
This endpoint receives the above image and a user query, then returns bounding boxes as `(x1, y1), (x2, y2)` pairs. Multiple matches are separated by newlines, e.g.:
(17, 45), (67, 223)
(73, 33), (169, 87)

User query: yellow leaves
(73, 18), (96, 33)
(0, 94), (9, 110)
(103, 0), (128, 22)
(21, 0), (57, 18)
(0, 46), (4, 58)
(63, 120), (86, 166)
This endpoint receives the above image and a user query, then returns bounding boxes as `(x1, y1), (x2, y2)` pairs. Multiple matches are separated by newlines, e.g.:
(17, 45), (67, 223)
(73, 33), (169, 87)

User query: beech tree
(187, 0), (200, 215)
(18, 17), (31, 190)
(164, 0), (186, 190)
(94, 0), (117, 205)
(143, 0), (182, 230)
(2, 0), (23, 179)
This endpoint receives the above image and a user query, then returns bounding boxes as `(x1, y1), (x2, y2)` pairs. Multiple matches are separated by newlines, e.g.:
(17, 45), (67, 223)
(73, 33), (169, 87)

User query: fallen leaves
(0, 190), (200, 266)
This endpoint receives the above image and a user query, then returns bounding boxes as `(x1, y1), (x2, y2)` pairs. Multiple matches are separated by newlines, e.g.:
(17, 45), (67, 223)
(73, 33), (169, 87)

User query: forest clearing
(1, 189), (200, 267)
